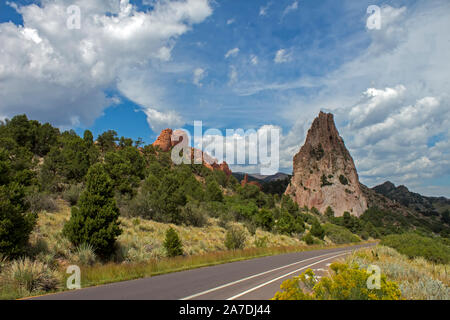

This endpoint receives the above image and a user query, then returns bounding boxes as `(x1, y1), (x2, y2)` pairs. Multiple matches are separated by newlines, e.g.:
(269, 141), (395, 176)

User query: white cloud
(197, 124), (283, 175)
(142, 108), (184, 132)
(243, 2), (450, 194)
(0, 0), (212, 130)
(228, 65), (238, 85)
(226, 18), (235, 25)
(250, 55), (259, 65)
(259, 3), (271, 16)
(193, 68), (207, 87)
(225, 47), (240, 59)
(274, 49), (292, 63)
(282, 1), (298, 17)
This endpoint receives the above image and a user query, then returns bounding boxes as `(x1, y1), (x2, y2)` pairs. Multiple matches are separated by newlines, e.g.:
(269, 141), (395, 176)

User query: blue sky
(0, 0), (449, 196)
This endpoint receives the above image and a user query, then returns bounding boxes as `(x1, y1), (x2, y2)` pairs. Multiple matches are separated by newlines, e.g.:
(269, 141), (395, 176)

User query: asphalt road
(31, 243), (376, 300)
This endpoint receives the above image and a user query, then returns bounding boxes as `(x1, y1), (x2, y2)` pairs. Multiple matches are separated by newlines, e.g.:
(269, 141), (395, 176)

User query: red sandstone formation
(285, 112), (367, 217)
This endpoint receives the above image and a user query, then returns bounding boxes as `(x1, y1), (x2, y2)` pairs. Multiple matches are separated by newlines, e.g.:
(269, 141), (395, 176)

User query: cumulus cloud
(225, 47), (240, 59)
(274, 49), (292, 63)
(250, 54), (259, 65)
(226, 18), (235, 25)
(197, 124), (282, 175)
(193, 68), (207, 87)
(0, 0), (212, 130)
(339, 86), (450, 187)
(259, 3), (271, 16)
(282, 1), (298, 17)
(228, 65), (238, 85)
(245, 1), (450, 194)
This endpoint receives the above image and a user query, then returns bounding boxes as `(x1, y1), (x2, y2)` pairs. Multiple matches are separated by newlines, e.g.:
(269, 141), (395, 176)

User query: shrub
(245, 221), (257, 236)
(274, 211), (304, 235)
(380, 233), (450, 264)
(302, 233), (314, 245)
(62, 184), (83, 205)
(320, 174), (332, 187)
(254, 236), (268, 248)
(179, 203), (209, 227)
(218, 212), (232, 229)
(310, 221), (325, 240)
(163, 227), (183, 257)
(63, 163), (122, 257)
(346, 246), (449, 300)
(138, 172), (187, 223)
(272, 262), (402, 300)
(325, 206), (335, 220)
(323, 223), (360, 244)
(71, 243), (96, 266)
(0, 258), (60, 294)
(253, 209), (275, 231)
(339, 175), (349, 185)
(205, 178), (223, 202)
(224, 226), (247, 250)
(25, 192), (59, 213)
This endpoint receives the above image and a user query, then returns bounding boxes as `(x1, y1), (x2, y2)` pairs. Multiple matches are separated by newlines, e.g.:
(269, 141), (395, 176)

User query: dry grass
(30, 200), (304, 264)
(1, 200), (367, 299)
(346, 246), (449, 300)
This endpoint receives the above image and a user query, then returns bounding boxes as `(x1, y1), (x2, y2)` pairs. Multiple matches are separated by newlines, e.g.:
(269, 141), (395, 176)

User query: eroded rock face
(220, 162), (232, 177)
(152, 128), (232, 176)
(152, 128), (180, 152)
(285, 112), (367, 216)
(241, 174), (262, 190)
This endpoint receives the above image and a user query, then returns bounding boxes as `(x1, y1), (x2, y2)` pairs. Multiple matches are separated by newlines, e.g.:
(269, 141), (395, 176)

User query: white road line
(226, 251), (350, 300)
(180, 250), (346, 300)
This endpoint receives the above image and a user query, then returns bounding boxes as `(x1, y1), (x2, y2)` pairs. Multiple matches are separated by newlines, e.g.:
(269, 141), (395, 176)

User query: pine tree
(205, 177), (223, 202)
(163, 227), (183, 257)
(63, 163), (121, 257)
(0, 183), (36, 257)
(310, 221), (325, 240)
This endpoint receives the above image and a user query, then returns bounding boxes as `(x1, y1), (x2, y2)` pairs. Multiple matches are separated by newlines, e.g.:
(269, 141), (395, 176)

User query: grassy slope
(3, 200), (369, 299)
(346, 246), (449, 300)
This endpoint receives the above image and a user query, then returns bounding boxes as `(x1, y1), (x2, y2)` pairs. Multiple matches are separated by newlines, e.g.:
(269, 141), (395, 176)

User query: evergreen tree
(0, 150), (36, 257)
(63, 163), (121, 257)
(310, 221), (325, 240)
(96, 130), (118, 153)
(325, 206), (335, 220)
(163, 227), (183, 257)
(205, 177), (223, 202)
(281, 195), (299, 216)
(0, 183), (36, 257)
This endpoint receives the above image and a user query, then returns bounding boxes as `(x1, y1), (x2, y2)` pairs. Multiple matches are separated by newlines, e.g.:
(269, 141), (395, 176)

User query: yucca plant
(0, 258), (60, 294)
(71, 243), (97, 266)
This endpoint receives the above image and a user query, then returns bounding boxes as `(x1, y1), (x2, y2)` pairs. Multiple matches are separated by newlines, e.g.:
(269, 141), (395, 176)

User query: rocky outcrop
(220, 162), (232, 177)
(152, 128), (183, 152)
(241, 174), (262, 190)
(152, 128), (232, 176)
(285, 112), (367, 217)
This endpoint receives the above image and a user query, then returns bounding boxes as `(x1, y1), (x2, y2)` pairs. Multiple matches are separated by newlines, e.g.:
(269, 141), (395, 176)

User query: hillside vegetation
(273, 245), (449, 300)
(1, 114), (448, 300)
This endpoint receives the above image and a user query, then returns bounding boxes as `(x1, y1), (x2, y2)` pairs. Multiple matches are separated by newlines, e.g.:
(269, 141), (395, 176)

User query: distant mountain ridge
(372, 181), (450, 217)
(233, 172), (290, 183)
